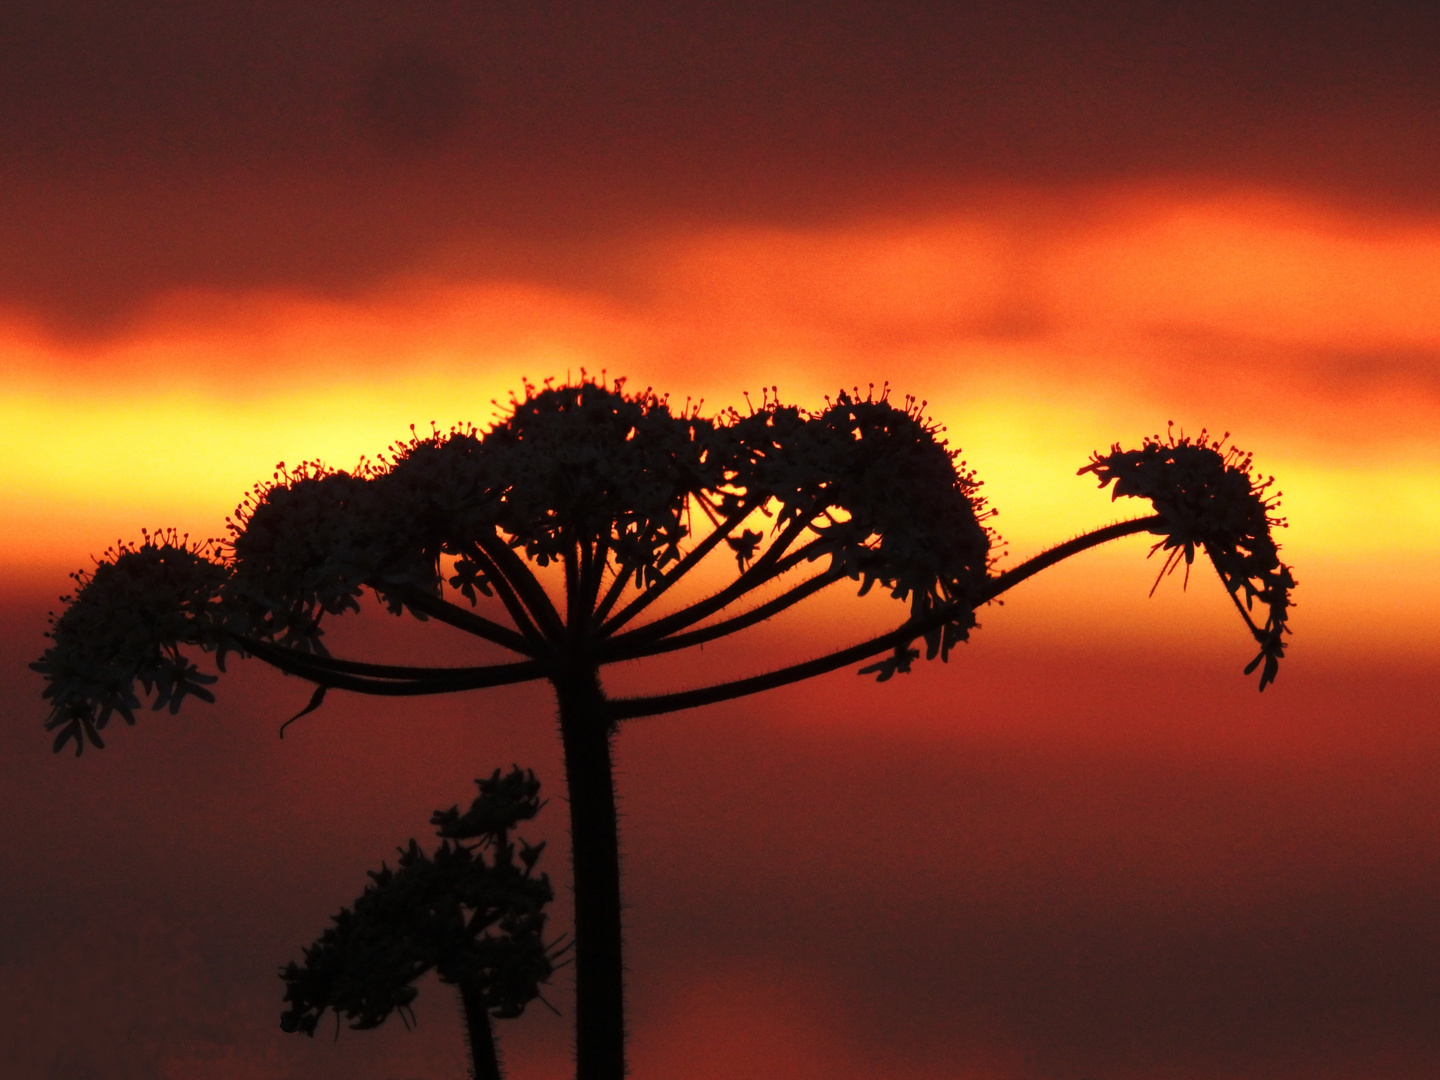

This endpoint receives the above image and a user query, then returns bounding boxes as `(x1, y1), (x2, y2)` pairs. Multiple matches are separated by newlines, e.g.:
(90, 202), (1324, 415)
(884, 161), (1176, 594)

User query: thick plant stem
(556, 668), (626, 1080)
(457, 978), (502, 1080)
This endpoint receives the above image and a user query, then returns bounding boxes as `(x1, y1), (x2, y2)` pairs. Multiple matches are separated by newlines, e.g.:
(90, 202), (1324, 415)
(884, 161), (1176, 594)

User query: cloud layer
(6, 1), (1440, 329)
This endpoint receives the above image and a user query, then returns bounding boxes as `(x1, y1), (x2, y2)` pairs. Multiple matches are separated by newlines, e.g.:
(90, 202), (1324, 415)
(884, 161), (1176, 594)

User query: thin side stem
(607, 509), (818, 648)
(565, 543), (582, 639)
(610, 515), (1163, 721)
(600, 498), (761, 634)
(600, 568), (845, 662)
(974, 515), (1162, 604)
(463, 543), (548, 650)
(380, 582), (539, 657)
(609, 622), (916, 720)
(475, 532), (567, 642)
(584, 535), (611, 616)
(230, 635), (530, 681)
(240, 638), (547, 695)
(591, 563), (633, 628)
(1215, 556), (1264, 638)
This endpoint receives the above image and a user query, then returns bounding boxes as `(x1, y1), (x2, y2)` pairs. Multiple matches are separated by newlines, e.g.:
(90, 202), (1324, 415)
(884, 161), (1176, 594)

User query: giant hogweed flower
(31, 531), (229, 754)
(1080, 426), (1296, 689)
(725, 387), (995, 679)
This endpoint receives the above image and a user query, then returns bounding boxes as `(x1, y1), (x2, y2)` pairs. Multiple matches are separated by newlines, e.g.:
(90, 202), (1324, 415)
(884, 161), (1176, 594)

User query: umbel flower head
(1080, 425), (1296, 690)
(31, 530), (228, 755)
(459, 379), (721, 573)
(721, 385), (995, 679)
(223, 461), (402, 651)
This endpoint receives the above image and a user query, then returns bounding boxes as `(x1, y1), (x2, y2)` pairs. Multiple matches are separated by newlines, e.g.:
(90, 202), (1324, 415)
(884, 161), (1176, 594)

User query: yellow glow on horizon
(3, 183), (1438, 659)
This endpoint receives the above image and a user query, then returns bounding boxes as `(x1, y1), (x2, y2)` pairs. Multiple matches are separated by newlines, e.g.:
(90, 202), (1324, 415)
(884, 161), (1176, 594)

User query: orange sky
(3, 212), (1439, 1076)
(6, 6), (1440, 1078)
(5, 184), (1437, 661)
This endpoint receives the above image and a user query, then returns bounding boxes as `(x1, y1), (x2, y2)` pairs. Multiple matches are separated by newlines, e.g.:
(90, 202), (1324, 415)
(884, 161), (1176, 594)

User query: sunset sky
(3, 4), (1440, 1079)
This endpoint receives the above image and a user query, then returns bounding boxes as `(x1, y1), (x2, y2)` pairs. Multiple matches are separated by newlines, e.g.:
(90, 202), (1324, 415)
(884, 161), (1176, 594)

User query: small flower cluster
(31, 531), (229, 755)
(1080, 426), (1296, 689)
(280, 768), (560, 1036)
(227, 463), (378, 647)
(724, 386), (996, 678)
(388, 378), (721, 586)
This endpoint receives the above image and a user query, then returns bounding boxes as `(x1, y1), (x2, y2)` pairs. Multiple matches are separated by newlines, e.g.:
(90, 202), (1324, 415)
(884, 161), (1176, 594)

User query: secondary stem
(458, 978), (502, 1080)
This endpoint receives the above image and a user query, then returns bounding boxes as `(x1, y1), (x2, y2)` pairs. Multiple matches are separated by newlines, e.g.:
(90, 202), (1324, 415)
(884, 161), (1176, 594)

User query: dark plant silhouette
(280, 767), (563, 1080)
(34, 377), (1295, 1080)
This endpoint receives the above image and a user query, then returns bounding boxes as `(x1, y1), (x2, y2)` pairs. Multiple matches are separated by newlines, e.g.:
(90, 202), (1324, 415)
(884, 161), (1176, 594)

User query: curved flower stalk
(34, 375), (1295, 1080)
(280, 768), (564, 1080)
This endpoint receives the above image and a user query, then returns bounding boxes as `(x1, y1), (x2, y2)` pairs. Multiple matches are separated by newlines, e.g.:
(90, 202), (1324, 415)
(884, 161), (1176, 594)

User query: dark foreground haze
(4, 587), (1439, 1079)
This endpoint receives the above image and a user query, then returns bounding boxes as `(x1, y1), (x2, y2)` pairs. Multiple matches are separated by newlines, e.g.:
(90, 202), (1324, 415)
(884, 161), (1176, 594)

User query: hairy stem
(974, 515), (1162, 604)
(458, 978), (502, 1080)
(555, 668), (626, 1080)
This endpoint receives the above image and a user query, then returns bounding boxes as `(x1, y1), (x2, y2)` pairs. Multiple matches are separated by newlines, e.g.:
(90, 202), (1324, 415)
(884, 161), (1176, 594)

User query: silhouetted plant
(280, 767), (563, 1080)
(34, 376), (1295, 1080)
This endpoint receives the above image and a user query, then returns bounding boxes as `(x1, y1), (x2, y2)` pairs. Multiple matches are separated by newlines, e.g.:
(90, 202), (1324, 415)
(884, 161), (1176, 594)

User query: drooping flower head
(1080, 425), (1296, 689)
(31, 530), (229, 754)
